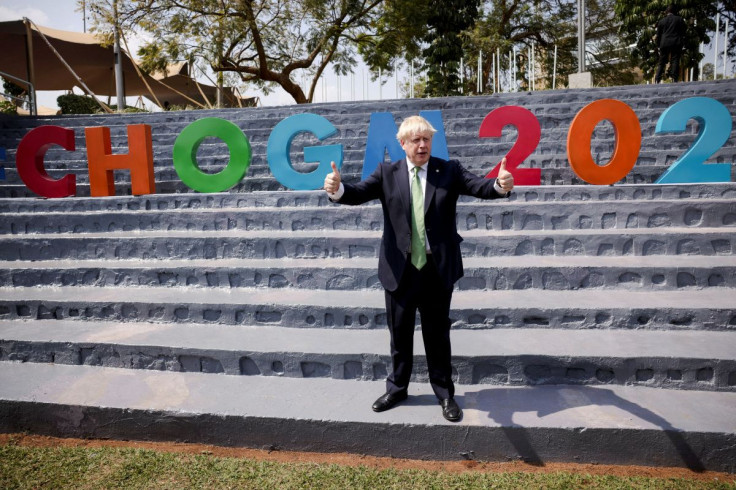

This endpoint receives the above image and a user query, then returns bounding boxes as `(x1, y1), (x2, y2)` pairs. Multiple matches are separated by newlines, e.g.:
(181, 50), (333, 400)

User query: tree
(461, 0), (577, 91)
(615, 0), (717, 80)
(717, 1), (736, 74)
(83, 0), (385, 104)
(584, 0), (639, 86)
(461, 0), (635, 92)
(423, 0), (480, 96)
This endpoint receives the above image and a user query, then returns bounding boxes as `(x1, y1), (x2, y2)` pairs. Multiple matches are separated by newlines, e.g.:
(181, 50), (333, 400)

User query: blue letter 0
(655, 97), (732, 184)
(361, 110), (449, 179)
(267, 113), (343, 190)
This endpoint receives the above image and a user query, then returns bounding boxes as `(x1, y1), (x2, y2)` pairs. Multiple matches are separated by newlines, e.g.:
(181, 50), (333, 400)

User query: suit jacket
(339, 156), (508, 292)
(657, 13), (686, 48)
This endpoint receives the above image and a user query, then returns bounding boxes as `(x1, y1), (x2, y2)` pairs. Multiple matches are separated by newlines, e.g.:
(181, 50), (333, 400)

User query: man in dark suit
(654, 5), (687, 83)
(324, 115), (514, 422)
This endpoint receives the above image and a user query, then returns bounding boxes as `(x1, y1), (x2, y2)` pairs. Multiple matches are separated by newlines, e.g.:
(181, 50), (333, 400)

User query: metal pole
(496, 47), (501, 92)
(113, 0), (125, 112)
(724, 20), (730, 79)
(478, 50), (483, 93)
(410, 62), (414, 98)
(532, 44), (535, 90)
(378, 67), (382, 99)
(23, 19), (37, 116)
(491, 54), (496, 94)
(508, 50), (512, 91)
(553, 45), (558, 89)
(577, 0), (586, 72)
(714, 13), (720, 79)
(394, 61), (398, 99)
(459, 57), (464, 94)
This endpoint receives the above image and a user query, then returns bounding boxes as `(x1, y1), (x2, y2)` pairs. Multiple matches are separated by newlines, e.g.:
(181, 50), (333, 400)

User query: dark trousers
(655, 44), (682, 82)
(384, 256), (455, 400)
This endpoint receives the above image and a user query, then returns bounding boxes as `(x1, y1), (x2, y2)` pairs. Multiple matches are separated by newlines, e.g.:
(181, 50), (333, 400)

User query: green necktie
(410, 166), (427, 270)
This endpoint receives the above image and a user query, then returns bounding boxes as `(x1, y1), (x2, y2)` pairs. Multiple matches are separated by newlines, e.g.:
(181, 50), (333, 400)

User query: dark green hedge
(56, 94), (101, 114)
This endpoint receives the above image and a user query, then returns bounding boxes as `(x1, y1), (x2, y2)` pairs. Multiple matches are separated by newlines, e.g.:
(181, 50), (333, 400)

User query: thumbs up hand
(496, 158), (514, 192)
(324, 161), (342, 194)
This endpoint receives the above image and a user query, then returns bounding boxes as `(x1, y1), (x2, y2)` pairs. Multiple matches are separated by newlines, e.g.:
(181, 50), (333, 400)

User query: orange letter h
(85, 124), (155, 197)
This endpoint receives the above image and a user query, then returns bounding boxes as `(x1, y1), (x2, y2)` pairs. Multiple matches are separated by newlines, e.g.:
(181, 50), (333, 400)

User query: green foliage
(2, 78), (27, 113)
(0, 100), (17, 115)
(615, 0), (716, 80)
(56, 94), (101, 114)
(84, 0), (387, 104)
(423, 0), (480, 97)
(2, 442), (733, 489)
(107, 104), (149, 113)
(2, 79), (25, 98)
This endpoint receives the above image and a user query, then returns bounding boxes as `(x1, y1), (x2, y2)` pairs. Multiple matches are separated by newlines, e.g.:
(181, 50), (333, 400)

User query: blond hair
(396, 115), (437, 143)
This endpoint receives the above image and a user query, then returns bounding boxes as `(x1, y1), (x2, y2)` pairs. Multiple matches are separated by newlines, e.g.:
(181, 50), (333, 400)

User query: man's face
(400, 131), (433, 166)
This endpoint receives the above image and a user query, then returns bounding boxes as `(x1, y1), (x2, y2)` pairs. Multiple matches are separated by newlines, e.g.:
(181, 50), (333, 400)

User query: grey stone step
(2, 199), (733, 235)
(2, 255), (735, 291)
(0, 227), (732, 261)
(1, 320), (735, 391)
(0, 361), (734, 470)
(0, 161), (717, 197)
(1, 184), (733, 213)
(0, 178), (287, 198)
(0, 285), (733, 330)
(1, 77), (732, 131)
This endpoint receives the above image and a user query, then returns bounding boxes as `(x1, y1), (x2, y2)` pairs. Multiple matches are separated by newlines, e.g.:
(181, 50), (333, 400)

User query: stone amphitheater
(0, 79), (734, 471)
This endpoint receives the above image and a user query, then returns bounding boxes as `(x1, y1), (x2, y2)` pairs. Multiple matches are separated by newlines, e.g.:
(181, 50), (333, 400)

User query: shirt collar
(407, 159), (425, 173)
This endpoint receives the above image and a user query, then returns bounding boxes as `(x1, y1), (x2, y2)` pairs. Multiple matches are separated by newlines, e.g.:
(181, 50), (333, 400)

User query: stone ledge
(1, 255), (734, 291)
(0, 228), (732, 261)
(2, 199), (733, 235)
(0, 286), (733, 330)
(1, 361), (734, 470)
(1, 183), (734, 213)
(1, 322), (735, 391)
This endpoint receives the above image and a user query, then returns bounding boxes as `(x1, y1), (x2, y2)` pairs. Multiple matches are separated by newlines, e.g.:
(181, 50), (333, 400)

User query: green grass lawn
(1, 441), (734, 489)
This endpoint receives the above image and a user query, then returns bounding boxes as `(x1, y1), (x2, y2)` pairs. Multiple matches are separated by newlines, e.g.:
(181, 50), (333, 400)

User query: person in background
(655, 5), (687, 83)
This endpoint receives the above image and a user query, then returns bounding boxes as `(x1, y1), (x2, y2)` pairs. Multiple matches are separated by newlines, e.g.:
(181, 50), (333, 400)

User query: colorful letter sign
(361, 110), (449, 179)
(9, 96), (735, 198)
(173, 117), (252, 193)
(654, 97), (732, 184)
(567, 99), (641, 185)
(267, 113), (343, 190)
(15, 125), (76, 198)
(85, 124), (155, 197)
(479, 106), (542, 185)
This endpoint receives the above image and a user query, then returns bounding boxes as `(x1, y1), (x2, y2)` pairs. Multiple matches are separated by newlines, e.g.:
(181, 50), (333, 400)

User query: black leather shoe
(372, 391), (407, 412)
(440, 398), (462, 422)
